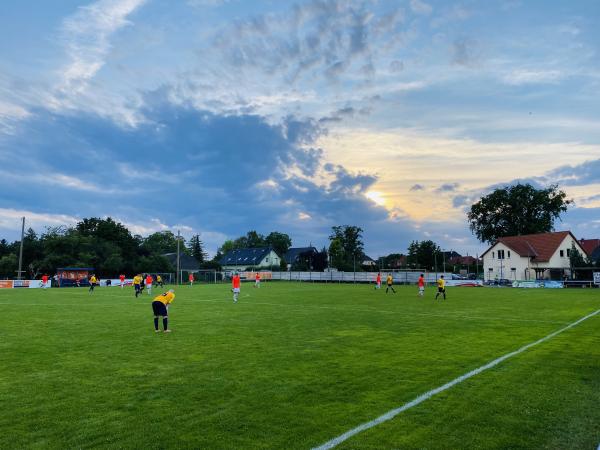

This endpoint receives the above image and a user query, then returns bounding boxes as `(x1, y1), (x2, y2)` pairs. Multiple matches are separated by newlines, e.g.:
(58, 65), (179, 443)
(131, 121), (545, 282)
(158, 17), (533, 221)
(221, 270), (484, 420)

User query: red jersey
(119, 275), (125, 282)
(146, 276), (153, 284)
(232, 275), (240, 289)
(42, 275), (48, 283)
(376, 274), (381, 283)
(256, 273), (260, 281)
(418, 277), (425, 287)
(189, 274), (194, 282)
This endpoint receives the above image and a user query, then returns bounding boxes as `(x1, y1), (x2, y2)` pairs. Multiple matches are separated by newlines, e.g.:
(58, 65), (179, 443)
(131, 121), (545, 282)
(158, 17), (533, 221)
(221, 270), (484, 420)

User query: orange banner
(0, 280), (13, 289)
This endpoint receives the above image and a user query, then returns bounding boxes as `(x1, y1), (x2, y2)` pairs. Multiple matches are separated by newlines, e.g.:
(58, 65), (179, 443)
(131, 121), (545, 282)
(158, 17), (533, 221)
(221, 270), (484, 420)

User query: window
(265, 257), (269, 263)
(560, 250), (564, 257)
(497, 250), (505, 259)
(488, 267), (493, 271)
(566, 249), (571, 257)
(492, 251), (495, 259)
(507, 251), (511, 258)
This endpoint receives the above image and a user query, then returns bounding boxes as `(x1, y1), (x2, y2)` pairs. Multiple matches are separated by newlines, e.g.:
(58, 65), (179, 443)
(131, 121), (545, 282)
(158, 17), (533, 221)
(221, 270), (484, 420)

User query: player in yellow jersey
(385, 273), (396, 294)
(133, 274), (142, 298)
(435, 275), (446, 300)
(88, 274), (97, 294)
(156, 274), (163, 288)
(152, 289), (175, 333)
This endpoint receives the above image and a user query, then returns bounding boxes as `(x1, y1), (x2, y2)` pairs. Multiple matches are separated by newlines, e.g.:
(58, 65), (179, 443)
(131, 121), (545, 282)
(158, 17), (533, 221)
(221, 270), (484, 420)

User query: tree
(313, 247), (329, 271)
(0, 254), (17, 279)
(407, 240), (442, 271)
(328, 238), (345, 270)
(188, 235), (207, 263)
(467, 184), (572, 244)
(329, 225), (364, 271)
(265, 231), (292, 257)
(143, 231), (182, 255)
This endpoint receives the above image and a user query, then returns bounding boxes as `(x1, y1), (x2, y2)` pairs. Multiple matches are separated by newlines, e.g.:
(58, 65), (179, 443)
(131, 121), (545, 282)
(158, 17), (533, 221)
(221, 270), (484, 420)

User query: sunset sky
(1, 0), (599, 257)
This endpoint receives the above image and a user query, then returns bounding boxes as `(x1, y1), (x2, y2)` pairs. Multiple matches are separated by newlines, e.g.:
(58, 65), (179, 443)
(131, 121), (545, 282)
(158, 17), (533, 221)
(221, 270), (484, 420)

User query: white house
(481, 231), (587, 281)
(220, 247), (281, 271)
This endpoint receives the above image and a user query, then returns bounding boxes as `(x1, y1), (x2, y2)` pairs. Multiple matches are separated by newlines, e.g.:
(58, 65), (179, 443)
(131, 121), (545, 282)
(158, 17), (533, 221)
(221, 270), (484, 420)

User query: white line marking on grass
(312, 308), (600, 450)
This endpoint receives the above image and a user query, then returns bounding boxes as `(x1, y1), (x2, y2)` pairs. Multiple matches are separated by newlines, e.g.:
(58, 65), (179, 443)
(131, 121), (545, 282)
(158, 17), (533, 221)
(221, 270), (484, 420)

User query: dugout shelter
(57, 267), (94, 287)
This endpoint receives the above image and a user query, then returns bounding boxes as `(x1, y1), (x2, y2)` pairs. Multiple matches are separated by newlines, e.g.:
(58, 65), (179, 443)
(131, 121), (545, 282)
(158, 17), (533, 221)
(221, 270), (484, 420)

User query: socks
(154, 317), (159, 330)
(163, 317), (168, 331)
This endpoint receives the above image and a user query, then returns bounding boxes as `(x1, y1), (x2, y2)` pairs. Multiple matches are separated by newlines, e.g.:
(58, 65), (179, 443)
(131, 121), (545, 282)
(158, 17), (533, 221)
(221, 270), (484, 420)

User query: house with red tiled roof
(579, 238), (600, 263)
(481, 231), (586, 281)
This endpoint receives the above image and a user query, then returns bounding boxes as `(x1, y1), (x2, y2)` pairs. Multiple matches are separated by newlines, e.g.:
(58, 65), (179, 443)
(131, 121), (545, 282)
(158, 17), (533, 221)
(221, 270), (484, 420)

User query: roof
(448, 256), (480, 265)
(481, 231), (578, 262)
(220, 247), (277, 266)
(578, 239), (600, 257)
(163, 253), (198, 271)
(361, 254), (375, 262)
(284, 247), (318, 263)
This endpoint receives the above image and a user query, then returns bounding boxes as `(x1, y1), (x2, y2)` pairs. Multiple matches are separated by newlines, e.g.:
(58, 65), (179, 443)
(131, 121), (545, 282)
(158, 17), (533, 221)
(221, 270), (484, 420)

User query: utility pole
(176, 229), (181, 285)
(17, 217), (25, 280)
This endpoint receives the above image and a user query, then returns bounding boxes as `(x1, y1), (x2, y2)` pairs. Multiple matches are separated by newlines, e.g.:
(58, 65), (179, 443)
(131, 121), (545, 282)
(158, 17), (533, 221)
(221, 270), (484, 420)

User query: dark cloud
(436, 183), (460, 192)
(546, 159), (600, 186)
(410, 183), (425, 191)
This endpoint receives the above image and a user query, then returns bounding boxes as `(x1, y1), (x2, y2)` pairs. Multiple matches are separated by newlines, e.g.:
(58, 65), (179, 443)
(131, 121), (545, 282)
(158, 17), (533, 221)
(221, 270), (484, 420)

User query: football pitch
(1, 282), (599, 449)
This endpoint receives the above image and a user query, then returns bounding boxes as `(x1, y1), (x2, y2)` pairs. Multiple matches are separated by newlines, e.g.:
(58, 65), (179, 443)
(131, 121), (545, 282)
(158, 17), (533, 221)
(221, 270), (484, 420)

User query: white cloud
(410, 0), (432, 15)
(0, 208), (79, 233)
(57, 0), (147, 99)
(502, 69), (565, 85)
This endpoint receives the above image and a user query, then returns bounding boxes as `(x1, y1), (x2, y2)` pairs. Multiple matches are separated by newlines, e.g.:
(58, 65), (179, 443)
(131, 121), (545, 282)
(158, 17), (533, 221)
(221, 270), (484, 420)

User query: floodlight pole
(17, 217), (25, 280)
(176, 229), (181, 285)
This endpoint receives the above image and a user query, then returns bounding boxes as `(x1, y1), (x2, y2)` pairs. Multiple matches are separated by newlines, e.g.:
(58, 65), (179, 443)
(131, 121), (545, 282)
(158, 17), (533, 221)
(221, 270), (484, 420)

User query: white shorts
(146, 283), (152, 289)
(419, 286), (424, 292)
(233, 287), (240, 293)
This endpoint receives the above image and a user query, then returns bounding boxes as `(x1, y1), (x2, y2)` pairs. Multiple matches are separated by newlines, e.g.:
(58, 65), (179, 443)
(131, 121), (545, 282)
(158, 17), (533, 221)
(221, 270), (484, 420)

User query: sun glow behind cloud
(365, 191), (386, 207)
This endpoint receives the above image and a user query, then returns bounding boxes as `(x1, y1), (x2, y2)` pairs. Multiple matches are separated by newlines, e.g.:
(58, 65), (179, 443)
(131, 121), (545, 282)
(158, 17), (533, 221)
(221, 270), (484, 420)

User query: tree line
(1, 183), (592, 279)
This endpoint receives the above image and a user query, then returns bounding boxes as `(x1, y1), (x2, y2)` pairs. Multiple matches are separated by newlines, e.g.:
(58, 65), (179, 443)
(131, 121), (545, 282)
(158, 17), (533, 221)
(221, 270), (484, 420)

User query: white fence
(269, 271), (453, 284)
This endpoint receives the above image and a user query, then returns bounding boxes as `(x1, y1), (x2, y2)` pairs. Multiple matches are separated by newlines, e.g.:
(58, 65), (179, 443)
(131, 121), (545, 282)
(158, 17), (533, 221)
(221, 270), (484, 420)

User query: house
(220, 247), (281, 271)
(481, 231), (587, 281)
(284, 247), (319, 267)
(361, 254), (377, 267)
(579, 238), (600, 264)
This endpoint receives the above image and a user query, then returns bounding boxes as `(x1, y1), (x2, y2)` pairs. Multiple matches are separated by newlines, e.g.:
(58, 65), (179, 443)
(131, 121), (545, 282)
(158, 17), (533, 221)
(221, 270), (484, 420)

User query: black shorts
(135, 284), (141, 292)
(152, 301), (168, 316)
(438, 287), (445, 293)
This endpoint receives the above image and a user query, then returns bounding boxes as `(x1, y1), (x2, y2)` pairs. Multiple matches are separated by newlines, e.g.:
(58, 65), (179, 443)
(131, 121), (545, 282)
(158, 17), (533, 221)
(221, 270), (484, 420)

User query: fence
(267, 271), (453, 284)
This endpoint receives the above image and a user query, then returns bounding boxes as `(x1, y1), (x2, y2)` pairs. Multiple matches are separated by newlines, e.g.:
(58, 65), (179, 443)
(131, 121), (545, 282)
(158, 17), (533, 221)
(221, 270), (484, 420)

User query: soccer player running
(89, 274), (97, 294)
(386, 273), (396, 294)
(232, 272), (241, 303)
(375, 272), (382, 290)
(152, 289), (175, 333)
(189, 273), (194, 287)
(156, 274), (163, 288)
(417, 273), (425, 297)
(435, 275), (447, 300)
(145, 274), (153, 295)
(119, 273), (125, 289)
(42, 274), (49, 289)
(255, 272), (261, 288)
(133, 274), (142, 298)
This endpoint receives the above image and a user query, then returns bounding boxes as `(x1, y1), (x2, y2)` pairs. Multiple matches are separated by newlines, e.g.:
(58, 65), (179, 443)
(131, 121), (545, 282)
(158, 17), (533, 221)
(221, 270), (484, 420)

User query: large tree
(407, 240), (442, 271)
(467, 183), (572, 244)
(329, 225), (364, 271)
(188, 234), (207, 263)
(264, 231), (292, 257)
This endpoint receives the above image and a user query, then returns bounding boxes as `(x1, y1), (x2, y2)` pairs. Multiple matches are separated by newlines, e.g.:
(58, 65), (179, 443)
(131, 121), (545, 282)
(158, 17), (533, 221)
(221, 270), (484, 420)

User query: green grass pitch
(1, 282), (599, 449)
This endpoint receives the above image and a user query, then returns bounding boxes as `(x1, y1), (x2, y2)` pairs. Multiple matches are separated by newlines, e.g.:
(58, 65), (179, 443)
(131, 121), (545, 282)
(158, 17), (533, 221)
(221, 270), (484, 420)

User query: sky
(1, 0), (599, 258)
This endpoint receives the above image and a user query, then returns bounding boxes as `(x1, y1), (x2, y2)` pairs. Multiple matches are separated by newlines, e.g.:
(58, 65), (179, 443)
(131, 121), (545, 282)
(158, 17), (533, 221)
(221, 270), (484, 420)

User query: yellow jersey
(386, 275), (393, 285)
(154, 292), (175, 305)
(156, 275), (162, 282)
(133, 275), (142, 285)
(90, 276), (97, 284)
(437, 278), (445, 289)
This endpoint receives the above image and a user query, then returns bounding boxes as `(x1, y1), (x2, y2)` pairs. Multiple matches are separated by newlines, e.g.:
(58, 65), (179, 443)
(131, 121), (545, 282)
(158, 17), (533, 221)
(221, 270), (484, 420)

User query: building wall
(483, 234), (587, 280)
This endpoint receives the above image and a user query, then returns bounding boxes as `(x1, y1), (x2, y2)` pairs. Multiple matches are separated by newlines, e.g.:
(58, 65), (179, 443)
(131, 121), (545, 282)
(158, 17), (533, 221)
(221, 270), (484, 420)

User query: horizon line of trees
(1, 183), (595, 279)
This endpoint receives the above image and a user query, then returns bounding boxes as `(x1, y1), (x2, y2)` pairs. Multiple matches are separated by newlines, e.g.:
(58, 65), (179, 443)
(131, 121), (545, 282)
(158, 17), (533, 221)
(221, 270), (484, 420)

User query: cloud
(545, 158), (600, 186)
(410, 184), (425, 191)
(436, 183), (460, 193)
(501, 69), (564, 85)
(410, 0), (432, 15)
(55, 0), (147, 106)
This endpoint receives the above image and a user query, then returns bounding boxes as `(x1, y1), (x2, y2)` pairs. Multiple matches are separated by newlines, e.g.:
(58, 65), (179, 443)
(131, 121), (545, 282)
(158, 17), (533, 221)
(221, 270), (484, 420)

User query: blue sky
(1, 0), (599, 257)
